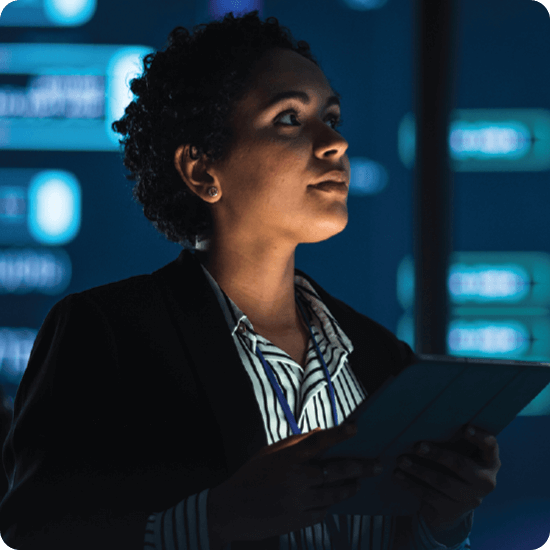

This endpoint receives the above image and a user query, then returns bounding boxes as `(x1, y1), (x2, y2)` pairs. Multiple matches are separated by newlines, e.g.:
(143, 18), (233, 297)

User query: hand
(393, 424), (501, 530)
(209, 423), (384, 543)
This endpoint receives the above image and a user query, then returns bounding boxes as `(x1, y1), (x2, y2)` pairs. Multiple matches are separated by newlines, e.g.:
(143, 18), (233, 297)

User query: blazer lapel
(152, 249), (270, 478)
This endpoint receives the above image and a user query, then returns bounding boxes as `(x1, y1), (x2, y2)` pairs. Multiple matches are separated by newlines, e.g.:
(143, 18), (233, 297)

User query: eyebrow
(262, 89), (341, 111)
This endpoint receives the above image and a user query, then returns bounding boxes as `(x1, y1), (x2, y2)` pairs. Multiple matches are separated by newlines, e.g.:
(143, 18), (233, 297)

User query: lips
(312, 180), (347, 189)
(311, 181), (348, 193)
(313, 170), (348, 186)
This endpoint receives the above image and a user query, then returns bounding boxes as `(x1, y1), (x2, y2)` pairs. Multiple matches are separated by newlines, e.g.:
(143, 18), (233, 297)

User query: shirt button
(237, 322), (247, 334)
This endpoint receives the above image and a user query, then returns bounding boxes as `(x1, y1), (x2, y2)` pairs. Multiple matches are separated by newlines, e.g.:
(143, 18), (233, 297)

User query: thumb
(253, 428), (323, 459)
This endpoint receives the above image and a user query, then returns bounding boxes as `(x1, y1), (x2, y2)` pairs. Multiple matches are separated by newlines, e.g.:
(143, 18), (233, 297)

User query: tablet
(318, 354), (550, 515)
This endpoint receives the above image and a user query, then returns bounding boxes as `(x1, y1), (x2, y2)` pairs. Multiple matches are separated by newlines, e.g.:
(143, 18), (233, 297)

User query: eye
(275, 109), (343, 131)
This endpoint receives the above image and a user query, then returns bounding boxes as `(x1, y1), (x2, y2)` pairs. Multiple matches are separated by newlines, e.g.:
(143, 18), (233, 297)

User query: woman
(0, 11), (486, 550)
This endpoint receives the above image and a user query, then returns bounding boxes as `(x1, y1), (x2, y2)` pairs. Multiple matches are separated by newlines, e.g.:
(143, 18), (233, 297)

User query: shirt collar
(199, 263), (354, 355)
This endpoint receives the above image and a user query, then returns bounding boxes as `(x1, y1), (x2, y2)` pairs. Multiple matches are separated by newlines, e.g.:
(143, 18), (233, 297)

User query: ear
(173, 144), (220, 202)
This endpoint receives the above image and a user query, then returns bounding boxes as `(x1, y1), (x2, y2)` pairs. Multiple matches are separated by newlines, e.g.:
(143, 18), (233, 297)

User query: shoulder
(75, 272), (158, 307)
(38, 250), (199, 336)
(50, 272), (158, 318)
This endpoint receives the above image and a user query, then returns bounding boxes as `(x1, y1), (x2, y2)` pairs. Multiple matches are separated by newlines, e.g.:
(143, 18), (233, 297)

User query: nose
(317, 138), (348, 161)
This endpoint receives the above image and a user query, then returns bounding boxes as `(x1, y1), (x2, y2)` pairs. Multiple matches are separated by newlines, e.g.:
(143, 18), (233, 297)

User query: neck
(197, 239), (301, 333)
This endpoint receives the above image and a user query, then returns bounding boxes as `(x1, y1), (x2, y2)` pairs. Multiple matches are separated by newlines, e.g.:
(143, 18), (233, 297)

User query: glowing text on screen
(447, 320), (530, 355)
(397, 252), (550, 310)
(0, 248), (71, 295)
(396, 251), (550, 362)
(398, 109), (550, 172)
(450, 121), (531, 159)
(0, 75), (105, 119)
(0, 44), (153, 150)
(448, 265), (530, 303)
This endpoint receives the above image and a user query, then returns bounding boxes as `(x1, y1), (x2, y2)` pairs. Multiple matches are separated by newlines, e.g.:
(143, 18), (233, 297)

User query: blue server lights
(208, 0), (262, 20)
(27, 171), (81, 246)
(1, 169), (81, 247)
(396, 252), (550, 415)
(0, 44), (154, 151)
(398, 109), (550, 172)
(0, 0), (97, 26)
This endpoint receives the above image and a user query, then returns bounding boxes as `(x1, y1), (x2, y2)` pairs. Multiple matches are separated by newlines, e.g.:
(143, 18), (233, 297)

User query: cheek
(224, 140), (309, 202)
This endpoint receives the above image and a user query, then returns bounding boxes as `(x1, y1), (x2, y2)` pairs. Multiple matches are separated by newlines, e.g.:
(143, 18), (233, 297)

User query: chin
(304, 218), (349, 244)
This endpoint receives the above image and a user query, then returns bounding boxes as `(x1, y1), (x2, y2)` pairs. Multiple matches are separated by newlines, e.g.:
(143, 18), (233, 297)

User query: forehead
(242, 48), (334, 109)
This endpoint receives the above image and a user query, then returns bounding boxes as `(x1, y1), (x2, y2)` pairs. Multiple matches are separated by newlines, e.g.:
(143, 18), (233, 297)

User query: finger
(464, 425), (500, 467)
(412, 442), (476, 484)
(297, 424), (356, 462)
(412, 439), (500, 497)
(394, 460), (471, 506)
(394, 463), (460, 503)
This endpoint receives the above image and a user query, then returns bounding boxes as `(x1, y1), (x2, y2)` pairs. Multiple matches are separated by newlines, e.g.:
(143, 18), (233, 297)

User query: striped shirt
(144, 264), (473, 550)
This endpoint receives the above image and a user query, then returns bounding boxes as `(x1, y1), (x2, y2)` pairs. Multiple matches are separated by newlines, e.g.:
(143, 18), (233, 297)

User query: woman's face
(203, 47), (351, 249)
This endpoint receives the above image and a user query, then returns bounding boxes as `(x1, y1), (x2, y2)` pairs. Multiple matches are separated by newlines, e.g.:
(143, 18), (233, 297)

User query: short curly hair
(111, 10), (322, 249)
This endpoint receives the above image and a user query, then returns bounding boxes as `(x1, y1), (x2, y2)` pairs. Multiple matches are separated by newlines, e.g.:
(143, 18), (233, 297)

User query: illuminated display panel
(0, 169), (81, 246)
(396, 252), (550, 415)
(0, 43), (152, 397)
(0, 44), (154, 150)
(398, 109), (550, 172)
(0, 0), (97, 27)
(0, 167), (78, 394)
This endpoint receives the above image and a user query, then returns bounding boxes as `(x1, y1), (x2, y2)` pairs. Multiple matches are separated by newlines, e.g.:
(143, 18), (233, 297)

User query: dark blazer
(0, 387), (13, 504)
(0, 249), (417, 550)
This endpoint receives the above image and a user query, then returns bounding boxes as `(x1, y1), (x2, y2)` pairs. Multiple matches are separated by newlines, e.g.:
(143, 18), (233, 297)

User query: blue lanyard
(254, 291), (350, 550)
